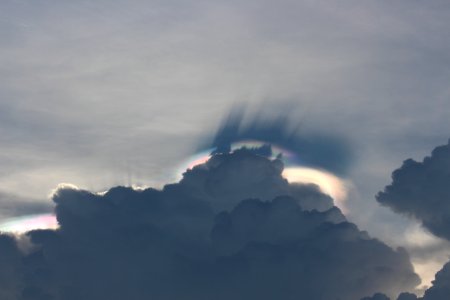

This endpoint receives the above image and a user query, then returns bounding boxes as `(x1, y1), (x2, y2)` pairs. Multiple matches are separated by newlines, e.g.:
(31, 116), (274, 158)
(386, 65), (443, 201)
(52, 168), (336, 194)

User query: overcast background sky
(1, 0), (450, 290)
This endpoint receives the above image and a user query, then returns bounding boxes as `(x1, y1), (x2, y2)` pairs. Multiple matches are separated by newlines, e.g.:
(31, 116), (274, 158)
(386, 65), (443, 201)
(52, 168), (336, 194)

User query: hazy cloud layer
(0, 191), (52, 220)
(0, 151), (419, 300)
(1, 0), (450, 202)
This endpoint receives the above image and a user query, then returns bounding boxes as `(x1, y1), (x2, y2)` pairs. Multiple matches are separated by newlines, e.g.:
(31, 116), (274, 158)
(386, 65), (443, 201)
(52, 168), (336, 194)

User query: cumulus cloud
(360, 291), (424, 300)
(368, 140), (450, 300)
(0, 150), (419, 300)
(178, 149), (336, 212)
(397, 293), (419, 300)
(421, 261), (450, 300)
(0, 235), (23, 300)
(377, 140), (450, 241)
(361, 293), (390, 300)
(388, 260), (450, 300)
(360, 292), (419, 300)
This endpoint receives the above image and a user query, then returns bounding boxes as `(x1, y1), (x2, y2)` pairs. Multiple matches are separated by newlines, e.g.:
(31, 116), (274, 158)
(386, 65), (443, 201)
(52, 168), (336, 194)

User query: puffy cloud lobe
(369, 140), (450, 300)
(377, 140), (450, 241)
(361, 293), (390, 300)
(1, 151), (419, 299)
(421, 261), (450, 300)
(389, 261), (450, 300)
(0, 235), (23, 300)
(360, 293), (418, 300)
(179, 150), (335, 212)
(211, 196), (345, 257)
(212, 200), (418, 299)
(397, 292), (418, 300)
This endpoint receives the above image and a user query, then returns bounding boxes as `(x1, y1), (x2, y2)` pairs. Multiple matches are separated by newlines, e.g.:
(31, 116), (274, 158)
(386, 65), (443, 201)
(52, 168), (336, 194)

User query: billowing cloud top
(0, 150), (419, 300)
(377, 140), (450, 241)
(375, 140), (450, 300)
(421, 261), (450, 300)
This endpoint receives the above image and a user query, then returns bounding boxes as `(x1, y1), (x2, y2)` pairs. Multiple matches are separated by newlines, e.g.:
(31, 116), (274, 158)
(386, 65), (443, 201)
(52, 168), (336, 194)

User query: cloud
(1, 3), (450, 279)
(360, 292), (419, 300)
(0, 235), (23, 300)
(178, 149), (337, 212)
(0, 0), (450, 298)
(391, 260), (450, 300)
(397, 293), (418, 300)
(361, 293), (390, 300)
(0, 150), (419, 300)
(377, 140), (450, 241)
(367, 140), (450, 299)
(421, 261), (450, 300)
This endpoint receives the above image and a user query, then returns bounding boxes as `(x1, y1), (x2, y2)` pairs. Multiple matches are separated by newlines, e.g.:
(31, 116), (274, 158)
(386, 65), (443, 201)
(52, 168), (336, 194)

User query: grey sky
(1, 0), (450, 290)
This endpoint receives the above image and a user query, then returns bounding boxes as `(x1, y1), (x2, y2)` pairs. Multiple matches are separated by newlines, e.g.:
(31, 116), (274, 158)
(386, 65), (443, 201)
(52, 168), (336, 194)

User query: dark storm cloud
(397, 293), (419, 300)
(360, 293), (418, 300)
(208, 105), (353, 175)
(178, 148), (335, 212)
(365, 140), (450, 300)
(360, 292), (420, 300)
(0, 150), (419, 300)
(361, 293), (390, 300)
(421, 261), (450, 300)
(0, 235), (23, 300)
(377, 140), (450, 241)
(387, 260), (450, 300)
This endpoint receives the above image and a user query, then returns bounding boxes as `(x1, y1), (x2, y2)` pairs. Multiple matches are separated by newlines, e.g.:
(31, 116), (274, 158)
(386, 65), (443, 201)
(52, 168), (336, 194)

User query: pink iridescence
(0, 214), (58, 233)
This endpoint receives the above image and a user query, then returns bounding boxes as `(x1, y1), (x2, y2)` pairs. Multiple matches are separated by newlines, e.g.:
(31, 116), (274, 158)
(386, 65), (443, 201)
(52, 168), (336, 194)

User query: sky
(1, 1), (450, 299)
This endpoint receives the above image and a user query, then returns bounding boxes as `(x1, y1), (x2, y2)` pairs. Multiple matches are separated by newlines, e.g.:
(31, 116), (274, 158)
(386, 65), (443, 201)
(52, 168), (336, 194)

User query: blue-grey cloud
(1, 2), (450, 259)
(397, 293), (418, 300)
(361, 293), (390, 300)
(1, 0), (450, 299)
(391, 260), (450, 300)
(421, 261), (450, 300)
(367, 140), (450, 300)
(377, 140), (450, 241)
(0, 151), (419, 300)
(0, 235), (22, 300)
